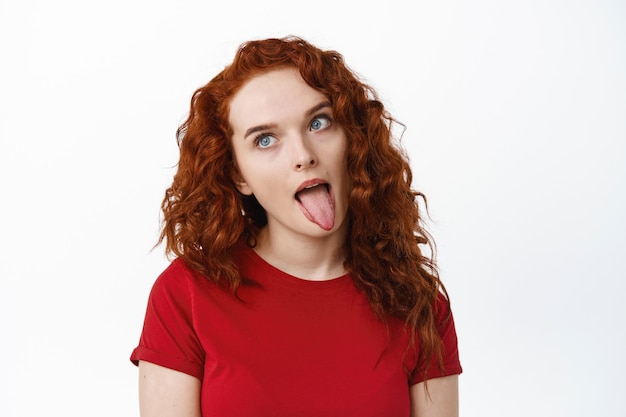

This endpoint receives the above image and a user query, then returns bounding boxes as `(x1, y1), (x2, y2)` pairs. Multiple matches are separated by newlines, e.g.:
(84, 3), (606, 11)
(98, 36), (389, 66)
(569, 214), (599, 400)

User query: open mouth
(295, 183), (329, 201)
(294, 183), (335, 231)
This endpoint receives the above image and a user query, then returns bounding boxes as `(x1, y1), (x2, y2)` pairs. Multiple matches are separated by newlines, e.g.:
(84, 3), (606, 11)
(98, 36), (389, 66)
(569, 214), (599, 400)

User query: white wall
(1, 0), (624, 416)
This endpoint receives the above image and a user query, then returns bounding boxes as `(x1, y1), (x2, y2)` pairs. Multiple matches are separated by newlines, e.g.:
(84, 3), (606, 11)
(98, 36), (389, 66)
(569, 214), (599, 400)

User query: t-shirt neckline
(239, 241), (352, 291)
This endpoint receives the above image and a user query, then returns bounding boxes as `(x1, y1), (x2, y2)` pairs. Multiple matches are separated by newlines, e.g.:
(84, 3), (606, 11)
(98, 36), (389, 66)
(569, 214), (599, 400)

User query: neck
(253, 224), (348, 281)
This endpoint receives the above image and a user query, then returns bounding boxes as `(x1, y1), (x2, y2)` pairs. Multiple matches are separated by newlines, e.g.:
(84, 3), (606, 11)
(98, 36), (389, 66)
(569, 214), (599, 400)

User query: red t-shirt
(131, 242), (462, 416)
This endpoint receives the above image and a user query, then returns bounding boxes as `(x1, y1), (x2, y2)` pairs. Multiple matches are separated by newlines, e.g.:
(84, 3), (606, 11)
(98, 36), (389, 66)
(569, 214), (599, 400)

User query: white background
(1, 0), (624, 416)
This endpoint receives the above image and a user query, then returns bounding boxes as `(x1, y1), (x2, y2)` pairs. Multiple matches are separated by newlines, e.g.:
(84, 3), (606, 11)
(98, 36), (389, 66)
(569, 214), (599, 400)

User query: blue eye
(310, 116), (331, 131)
(255, 134), (276, 148)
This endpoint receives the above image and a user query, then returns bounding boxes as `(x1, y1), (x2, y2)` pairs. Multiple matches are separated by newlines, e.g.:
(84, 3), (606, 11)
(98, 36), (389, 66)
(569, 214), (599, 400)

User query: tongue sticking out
(296, 185), (335, 231)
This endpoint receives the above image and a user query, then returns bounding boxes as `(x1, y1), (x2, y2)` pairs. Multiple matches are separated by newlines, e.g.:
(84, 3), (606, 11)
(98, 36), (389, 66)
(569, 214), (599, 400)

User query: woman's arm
(410, 374), (459, 417)
(138, 360), (201, 417)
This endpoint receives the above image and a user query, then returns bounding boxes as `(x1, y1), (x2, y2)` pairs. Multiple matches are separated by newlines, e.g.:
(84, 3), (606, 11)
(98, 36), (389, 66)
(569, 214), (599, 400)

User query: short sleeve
(410, 294), (463, 385)
(130, 259), (205, 380)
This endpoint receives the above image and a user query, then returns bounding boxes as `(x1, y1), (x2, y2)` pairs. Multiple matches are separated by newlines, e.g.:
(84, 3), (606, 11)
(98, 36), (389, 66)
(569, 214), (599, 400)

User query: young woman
(131, 36), (462, 417)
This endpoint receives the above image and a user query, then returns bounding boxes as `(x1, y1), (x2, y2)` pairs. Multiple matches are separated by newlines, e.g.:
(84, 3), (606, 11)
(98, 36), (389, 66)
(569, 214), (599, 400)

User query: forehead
(228, 67), (328, 133)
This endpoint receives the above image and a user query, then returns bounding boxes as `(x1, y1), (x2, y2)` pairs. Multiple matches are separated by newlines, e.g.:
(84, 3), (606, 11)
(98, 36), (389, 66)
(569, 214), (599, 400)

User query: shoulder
(147, 257), (218, 307)
(151, 258), (199, 292)
(434, 291), (453, 325)
(151, 241), (256, 299)
(433, 291), (459, 347)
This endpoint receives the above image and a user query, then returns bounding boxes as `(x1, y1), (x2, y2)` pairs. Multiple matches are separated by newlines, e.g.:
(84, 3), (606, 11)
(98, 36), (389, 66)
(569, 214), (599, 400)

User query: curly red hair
(159, 36), (449, 379)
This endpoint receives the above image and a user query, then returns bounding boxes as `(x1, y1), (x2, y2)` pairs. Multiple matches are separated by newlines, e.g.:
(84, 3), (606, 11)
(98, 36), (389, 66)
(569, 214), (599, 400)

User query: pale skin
(138, 68), (459, 416)
(229, 68), (351, 281)
(138, 362), (200, 417)
(138, 361), (459, 417)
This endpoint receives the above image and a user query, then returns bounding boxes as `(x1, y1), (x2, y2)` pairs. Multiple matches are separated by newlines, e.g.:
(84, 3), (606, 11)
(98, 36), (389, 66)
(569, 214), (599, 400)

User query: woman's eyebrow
(244, 123), (277, 140)
(305, 101), (332, 117)
(243, 101), (332, 139)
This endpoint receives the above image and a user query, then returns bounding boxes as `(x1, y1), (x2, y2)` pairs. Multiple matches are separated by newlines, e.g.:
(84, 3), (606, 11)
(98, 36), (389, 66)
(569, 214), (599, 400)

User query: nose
(292, 135), (317, 170)
(295, 157), (316, 170)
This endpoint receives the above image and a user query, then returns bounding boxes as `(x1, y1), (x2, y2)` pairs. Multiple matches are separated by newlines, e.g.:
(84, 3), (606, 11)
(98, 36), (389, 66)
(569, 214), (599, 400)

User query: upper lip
(295, 179), (329, 194)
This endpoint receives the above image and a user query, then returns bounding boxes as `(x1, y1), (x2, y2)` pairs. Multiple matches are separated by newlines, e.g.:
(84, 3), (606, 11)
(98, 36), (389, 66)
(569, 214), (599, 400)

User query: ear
(232, 171), (253, 196)
(236, 180), (253, 196)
